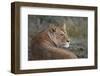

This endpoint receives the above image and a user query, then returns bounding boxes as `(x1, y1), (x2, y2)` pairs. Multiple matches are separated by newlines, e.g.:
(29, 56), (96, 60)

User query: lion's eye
(60, 34), (64, 36)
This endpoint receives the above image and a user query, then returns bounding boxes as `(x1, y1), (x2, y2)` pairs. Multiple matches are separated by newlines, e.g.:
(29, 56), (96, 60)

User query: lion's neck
(37, 31), (57, 48)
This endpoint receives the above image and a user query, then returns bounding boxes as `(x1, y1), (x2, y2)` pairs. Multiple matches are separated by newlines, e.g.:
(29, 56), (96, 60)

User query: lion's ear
(64, 23), (66, 30)
(49, 24), (56, 33)
(59, 23), (66, 31)
(62, 23), (66, 30)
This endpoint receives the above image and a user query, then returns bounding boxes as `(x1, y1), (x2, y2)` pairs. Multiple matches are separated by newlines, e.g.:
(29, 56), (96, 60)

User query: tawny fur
(29, 29), (77, 60)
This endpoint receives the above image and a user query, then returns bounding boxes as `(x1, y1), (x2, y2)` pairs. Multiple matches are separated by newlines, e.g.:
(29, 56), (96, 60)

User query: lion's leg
(45, 48), (77, 59)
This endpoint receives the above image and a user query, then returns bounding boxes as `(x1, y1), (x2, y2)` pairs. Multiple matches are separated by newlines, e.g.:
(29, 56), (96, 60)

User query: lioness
(29, 24), (77, 60)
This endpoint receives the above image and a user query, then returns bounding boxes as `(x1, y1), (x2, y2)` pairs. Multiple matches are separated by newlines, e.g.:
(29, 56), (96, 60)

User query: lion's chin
(63, 42), (70, 48)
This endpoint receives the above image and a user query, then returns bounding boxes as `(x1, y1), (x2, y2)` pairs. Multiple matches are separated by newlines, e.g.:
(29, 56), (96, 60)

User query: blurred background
(28, 15), (88, 58)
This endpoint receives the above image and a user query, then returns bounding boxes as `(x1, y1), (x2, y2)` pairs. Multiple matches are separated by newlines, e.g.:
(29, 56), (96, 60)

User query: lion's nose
(66, 39), (70, 42)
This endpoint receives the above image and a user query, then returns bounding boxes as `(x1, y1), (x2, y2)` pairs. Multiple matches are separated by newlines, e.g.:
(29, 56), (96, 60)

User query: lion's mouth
(62, 42), (70, 48)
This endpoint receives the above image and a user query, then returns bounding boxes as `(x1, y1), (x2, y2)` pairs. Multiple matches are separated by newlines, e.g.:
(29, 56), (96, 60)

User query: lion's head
(48, 24), (70, 48)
